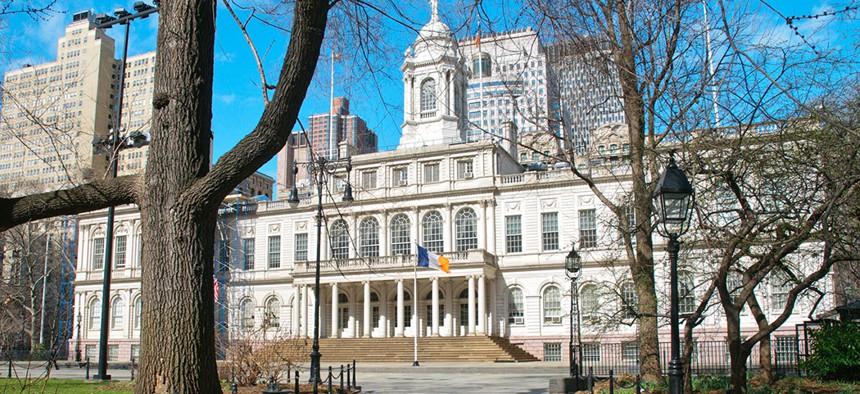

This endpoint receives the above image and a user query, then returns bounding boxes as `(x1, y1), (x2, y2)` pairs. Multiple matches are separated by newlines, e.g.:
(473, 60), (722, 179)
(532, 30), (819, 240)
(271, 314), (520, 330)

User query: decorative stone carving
(295, 221), (308, 231)
(506, 202), (520, 212)
(268, 223), (281, 233)
(540, 198), (557, 209)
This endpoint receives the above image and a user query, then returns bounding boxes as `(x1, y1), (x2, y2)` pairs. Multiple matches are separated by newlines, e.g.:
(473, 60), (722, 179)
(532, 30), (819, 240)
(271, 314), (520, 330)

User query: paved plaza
(3, 361), (568, 393)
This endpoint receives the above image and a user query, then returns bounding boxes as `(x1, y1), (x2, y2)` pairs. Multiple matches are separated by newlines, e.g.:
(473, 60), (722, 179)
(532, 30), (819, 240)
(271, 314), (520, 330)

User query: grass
(0, 378), (135, 394)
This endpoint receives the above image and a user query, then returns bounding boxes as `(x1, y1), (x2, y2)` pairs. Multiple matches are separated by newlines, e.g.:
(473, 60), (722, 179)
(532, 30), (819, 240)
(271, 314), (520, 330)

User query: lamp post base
(91, 374), (111, 381)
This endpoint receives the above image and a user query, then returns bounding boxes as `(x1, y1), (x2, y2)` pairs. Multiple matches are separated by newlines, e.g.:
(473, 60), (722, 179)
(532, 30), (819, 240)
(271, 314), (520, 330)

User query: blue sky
(1, 0), (853, 186)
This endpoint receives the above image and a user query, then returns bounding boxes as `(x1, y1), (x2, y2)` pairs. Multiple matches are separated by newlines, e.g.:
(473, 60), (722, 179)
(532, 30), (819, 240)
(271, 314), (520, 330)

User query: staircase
(277, 336), (539, 363)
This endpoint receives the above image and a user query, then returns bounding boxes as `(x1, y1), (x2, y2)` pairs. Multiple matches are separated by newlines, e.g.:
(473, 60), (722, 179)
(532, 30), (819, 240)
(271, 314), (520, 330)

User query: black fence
(572, 339), (806, 377)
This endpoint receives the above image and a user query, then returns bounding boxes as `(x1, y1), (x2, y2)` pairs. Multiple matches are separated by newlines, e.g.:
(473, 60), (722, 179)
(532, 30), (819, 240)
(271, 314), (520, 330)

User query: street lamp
(565, 247), (582, 389)
(91, 2), (158, 381)
(651, 151), (694, 394)
(289, 155), (353, 394)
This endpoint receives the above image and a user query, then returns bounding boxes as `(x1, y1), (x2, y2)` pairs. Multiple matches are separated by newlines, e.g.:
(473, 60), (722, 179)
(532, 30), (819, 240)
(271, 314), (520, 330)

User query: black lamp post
(91, 2), (157, 381)
(651, 152), (694, 394)
(565, 247), (582, 389)
(287, 155), (353, 394)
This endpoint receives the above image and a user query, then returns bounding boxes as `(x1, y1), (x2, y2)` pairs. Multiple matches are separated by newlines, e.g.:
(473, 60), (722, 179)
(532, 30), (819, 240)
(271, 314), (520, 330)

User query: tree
(0, 1), (331, 392)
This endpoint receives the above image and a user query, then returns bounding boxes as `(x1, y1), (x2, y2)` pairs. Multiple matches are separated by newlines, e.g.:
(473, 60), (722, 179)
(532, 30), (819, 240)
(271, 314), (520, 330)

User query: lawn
(0, 378), (135, 393)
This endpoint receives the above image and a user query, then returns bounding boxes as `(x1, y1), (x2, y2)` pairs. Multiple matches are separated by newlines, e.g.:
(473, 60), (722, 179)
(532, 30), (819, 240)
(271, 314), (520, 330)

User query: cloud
(216, 94), (236, 105)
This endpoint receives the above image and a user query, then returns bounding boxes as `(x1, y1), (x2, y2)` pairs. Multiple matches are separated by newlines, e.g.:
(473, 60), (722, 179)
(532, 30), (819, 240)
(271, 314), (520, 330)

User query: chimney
(501, 121), (518, 159)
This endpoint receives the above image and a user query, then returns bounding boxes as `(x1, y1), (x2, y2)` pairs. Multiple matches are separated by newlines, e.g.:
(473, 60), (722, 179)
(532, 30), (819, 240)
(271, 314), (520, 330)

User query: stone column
(363, 281), (371, 338)
(467, 276), (476, 335)
(444, 280), (454, 336)
(396, 279), (405, 337)
(444, 205), (453, 252)
(479, 201), (487, 250)
(302, 285), (310, 337)
(431, 278), (440, 336)
(478, 275), (486, 335)
(487, 200), (497, 254)
(331, 282), (339, 338)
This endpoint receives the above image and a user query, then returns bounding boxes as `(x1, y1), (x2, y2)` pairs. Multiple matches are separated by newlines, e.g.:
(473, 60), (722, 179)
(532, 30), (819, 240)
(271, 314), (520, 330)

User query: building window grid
(420, 78), (436, 112)
(267, 235), (281, 269)
(507, 288), (524, 324)
(423, 163), (440, 183)
(543, 286), (562, 325)
(775, 336), (797, 365)
(265, 298), (280, 328)
(679, 271), (695, 315)
(241, 300), (254, 330)
(89, 299), (101, 330)
(457, 160), (473, 179)
(422, 211), (444, 252)
(133, 298), (142, 330)
(114, 235), (127, 269)
(771, 272), (792, 311)
(330, 220), (350, 259)
(390, 214), (411, 255)
(92, 237), (105, 270)
(621, 341), (640, 362)
(621, 281), (637, 318)
(544, 342), (562, 362)
(359, 218), (380, 257)
(541, 212), (559, 251)
(579, 209), (597, 248)
(243, 238), (255, 269)
(111, 298), (124, 329)
(455, 208), (478, 251)
(582, 343), (601, 362)
(505, 215), (522, 253)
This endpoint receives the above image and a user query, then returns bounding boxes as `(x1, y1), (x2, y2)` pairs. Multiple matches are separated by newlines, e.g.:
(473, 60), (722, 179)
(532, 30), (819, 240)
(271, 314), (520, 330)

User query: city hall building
(70, 8), (827, 365)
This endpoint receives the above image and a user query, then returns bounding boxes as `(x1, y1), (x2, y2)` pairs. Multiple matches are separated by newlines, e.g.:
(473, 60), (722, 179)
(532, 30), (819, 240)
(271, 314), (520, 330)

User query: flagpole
(413, 261), (419, 366)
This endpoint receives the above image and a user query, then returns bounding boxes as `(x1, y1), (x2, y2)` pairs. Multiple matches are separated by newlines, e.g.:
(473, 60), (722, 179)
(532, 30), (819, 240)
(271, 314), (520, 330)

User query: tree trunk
(136, 1), (220, 392)
(759, 334), (772, 383)
(726, 311), (748, 394)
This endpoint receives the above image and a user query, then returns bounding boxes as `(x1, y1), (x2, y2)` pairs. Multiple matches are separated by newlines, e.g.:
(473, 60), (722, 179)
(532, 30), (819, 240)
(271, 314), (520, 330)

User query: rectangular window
(114, 235), (127, 269)
(543, 343), (562, 362)
(423, 162), (440, 183)
(579, 209), (597, 248)
(242, 238), (255, 270)
(339, 306), (349, 331)
(294, 234), (308, 262)
(582, 343), (601, 362)
(775, 336), (797, 365)
(505, 215), (522, 253)
(393, 167), (408, 186)
(135, 233), (142, 267)
(457, 160), (474, 179)
(541, 212), (559, 251)
(621, 342), (640, 362)
(108, 345), (119, 361)
(404, 305), (412, 327)
(267, 235), (281, 269)
(373, 306), (380, 328)
(85, 345), (97, 361)
(625, 203), (636, 246)
(361, 170), (376, 189)
(131, 345), (140, 362)
(92, 237), (105, 270)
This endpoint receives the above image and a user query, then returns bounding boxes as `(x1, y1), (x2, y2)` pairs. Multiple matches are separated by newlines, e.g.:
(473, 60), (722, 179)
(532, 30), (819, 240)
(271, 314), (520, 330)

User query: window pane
(330, 220), (349, 259)
(420, 78), (436, 112)
(621, 282), (637, 318)
(243, 238), (255, 269)
(361, 170), (376, 189)
(455, 208), (478, 251)
(267, 235), (281, 268)
(294, 234), (307, 262)
(579, 209), (597, 248)
(114, 235), (127, 269)
(505, 215), (522, 253)
(265, 298), (280, 328)
(422, 211), (444, 252)
(423, 163), (439, 183)
(543, 286), (561, 324)
(359, 218), (380, 257)
(111, 298), (124, 329)
(390, 214), (411, 255)
(507, 288), (524, 324)
(541, 212), (559, 251)
(92, 237), (105, 270)
(544, 342), (562, 362)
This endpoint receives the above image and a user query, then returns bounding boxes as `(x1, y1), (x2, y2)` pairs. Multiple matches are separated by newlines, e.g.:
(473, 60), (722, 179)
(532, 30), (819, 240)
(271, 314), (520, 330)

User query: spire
(430, 0), (439, 22)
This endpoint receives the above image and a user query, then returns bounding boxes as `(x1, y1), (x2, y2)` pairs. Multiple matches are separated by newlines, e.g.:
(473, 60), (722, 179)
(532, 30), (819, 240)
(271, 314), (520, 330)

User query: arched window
(543, 286), (561, 324)
(454, 208), (478, 251)
(89, 298), (101, 330)
(507, 288), (524, 325)
(580, 284), (599, 321)
(390, 214), (411, 255)
(133, 298), (142, 330)
(329, 219), (349, 259)
(621, 281), (637, 318)
(241, 299), (255, 330)
(422, 211), (444, 252)
(359, 217), (380, 257)
(111, 298), (124, 329)
(265, 297), (280, 329)
(420, 78), (436, 112)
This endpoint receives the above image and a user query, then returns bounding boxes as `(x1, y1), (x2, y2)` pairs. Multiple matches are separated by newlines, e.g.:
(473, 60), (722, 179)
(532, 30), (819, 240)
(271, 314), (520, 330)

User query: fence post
(609, 369), (614, 394)
(85, 357), (90, 380)
(347, 363), (351, 390)
(7, 352), (11, 378)
(588, 367), (594, 394)
(340, 365), (344, 392)
(352, 359), (357, 388)
(130, 357), (135, 381)
(636, 374), (641, 394)
(328, 366), (333, 394)
(294, 370), (300, 394)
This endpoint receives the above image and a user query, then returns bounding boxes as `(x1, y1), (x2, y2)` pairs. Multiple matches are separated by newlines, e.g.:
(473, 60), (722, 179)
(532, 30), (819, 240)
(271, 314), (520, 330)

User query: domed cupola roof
(410, 1), (460, 60)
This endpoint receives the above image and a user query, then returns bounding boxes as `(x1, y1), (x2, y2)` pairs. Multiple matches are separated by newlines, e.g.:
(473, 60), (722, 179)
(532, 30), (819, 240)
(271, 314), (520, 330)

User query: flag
(213, 275), (220, 302)
(417, 244), (451, 273)
(475, 33), (480, 49)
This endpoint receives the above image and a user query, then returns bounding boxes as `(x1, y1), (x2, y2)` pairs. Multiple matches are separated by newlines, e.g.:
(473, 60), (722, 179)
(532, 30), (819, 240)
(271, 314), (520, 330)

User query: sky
(0, 0), (855, 192)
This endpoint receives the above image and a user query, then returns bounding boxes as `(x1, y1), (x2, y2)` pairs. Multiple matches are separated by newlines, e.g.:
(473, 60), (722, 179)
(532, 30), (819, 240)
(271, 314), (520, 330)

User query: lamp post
(565, 247), (582, 390)
(91, 2), (158, 381)
(651, 152), (694, 394)
(287, 156), (353, 394)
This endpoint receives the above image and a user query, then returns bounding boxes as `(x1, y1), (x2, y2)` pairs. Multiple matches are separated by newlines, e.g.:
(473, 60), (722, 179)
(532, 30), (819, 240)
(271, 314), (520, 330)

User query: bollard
(347, 364), (351, 390)
(609, 369), (614, 394)
(328, 366), (333, 394)
(7, 352), (12, 378)
(340, 365), (344, 393)
(352, 359), (356, 388)
(86, 357), (90, 380)
(636, 374), (641, 394)
(294, 370), (300, 394)
(588, 367), (594, 394)
(130, 357), (135, 381)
